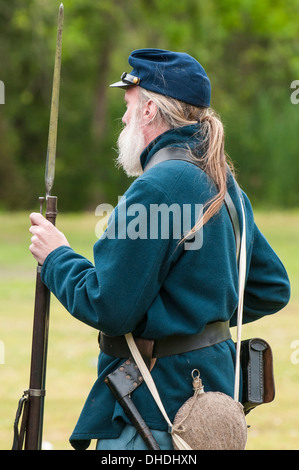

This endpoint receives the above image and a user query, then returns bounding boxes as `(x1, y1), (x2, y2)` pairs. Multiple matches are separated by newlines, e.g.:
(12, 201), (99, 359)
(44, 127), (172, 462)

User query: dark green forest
(0, 0), (298, 211)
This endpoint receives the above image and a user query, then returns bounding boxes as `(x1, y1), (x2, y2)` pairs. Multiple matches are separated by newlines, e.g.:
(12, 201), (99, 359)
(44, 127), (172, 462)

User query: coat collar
(140, 123), (204, 171)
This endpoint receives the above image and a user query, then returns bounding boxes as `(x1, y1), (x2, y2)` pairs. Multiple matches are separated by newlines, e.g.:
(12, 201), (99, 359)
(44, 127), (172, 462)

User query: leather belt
(98, 321), (231, 359)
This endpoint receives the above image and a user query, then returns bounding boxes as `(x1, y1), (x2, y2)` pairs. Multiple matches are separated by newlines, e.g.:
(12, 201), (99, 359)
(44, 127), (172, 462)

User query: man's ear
(142, 99), (158, 124)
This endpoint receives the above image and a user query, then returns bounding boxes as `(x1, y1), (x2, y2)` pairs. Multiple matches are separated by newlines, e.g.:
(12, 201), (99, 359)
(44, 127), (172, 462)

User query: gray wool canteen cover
(172, 370), (248, 450)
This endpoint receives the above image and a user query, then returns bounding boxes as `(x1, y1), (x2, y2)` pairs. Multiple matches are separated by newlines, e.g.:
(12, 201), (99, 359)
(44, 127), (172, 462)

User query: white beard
(116, 108), (145, 177)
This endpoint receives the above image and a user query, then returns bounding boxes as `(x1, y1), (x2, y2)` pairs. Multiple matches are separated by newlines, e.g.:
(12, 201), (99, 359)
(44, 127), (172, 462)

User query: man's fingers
(28, 211), (70, 265)
(29, 212), (48, 226)
(29, 225), (38, 235)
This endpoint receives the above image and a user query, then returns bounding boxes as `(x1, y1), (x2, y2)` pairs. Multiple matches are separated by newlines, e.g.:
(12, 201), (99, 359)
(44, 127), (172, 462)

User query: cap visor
(109, 80), (132, 88)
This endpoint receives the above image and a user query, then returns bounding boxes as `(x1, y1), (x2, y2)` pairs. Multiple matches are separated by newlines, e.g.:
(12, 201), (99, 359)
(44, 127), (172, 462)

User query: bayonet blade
(45, 3), (64, 197)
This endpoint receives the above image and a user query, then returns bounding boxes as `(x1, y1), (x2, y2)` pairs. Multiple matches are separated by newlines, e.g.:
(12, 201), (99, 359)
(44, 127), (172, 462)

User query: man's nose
(122, 110), (128, 125)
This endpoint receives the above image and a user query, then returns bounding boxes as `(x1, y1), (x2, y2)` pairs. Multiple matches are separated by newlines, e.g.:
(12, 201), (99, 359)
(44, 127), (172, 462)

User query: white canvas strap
(234, 194), (246, 402)
(125, 332), (192, 450)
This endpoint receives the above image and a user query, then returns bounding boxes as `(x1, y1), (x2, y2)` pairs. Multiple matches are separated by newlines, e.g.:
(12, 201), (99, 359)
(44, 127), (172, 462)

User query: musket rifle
(12, 4), (64, 450)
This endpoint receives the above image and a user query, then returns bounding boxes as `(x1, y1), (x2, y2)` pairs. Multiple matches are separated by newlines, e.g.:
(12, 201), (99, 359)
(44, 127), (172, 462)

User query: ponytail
(138, 88), (235, 243)
(190, 109), (233, 221)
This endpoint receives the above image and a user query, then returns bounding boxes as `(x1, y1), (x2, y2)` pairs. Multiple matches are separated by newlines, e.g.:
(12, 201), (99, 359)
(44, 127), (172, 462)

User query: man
(29, 49), (290, 450)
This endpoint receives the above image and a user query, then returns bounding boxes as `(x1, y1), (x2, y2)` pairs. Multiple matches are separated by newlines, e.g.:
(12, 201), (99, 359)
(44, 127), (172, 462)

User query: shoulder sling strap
(144, 147), (241, 260)
(125, 146), (247, 449)
(143, 147), (246, 398)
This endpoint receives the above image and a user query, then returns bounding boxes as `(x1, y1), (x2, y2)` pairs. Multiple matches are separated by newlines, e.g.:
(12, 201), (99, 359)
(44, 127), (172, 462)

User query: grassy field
(0, 209), (298, 450)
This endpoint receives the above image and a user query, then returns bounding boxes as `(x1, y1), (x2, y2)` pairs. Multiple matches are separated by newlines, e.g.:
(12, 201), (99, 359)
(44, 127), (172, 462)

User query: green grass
(0, 210), (298, 450)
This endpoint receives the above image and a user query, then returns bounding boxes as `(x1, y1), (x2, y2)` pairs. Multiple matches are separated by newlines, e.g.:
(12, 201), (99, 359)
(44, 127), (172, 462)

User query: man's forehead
(124, 86), (139, 102)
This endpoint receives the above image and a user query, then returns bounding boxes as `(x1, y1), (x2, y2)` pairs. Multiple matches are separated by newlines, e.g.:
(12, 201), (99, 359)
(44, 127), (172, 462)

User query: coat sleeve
(40, 179), (178, 336)
(230, 222), (290, 327)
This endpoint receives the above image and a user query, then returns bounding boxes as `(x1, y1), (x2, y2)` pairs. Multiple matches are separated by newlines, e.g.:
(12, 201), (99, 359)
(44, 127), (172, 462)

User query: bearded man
(29, 49), (290, 450)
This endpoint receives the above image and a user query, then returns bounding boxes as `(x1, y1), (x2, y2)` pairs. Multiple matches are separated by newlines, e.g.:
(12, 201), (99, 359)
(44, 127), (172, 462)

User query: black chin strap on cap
(110, 72), (140, 88)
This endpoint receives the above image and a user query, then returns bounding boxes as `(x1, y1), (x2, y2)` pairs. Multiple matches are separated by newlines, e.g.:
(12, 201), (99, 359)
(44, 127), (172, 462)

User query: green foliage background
(0, 1), (298, 450)
(0, 0), (299, 211)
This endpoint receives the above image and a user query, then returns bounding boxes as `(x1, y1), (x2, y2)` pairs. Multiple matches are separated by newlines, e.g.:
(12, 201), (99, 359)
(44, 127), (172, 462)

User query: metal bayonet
(45, 3), (64, 197)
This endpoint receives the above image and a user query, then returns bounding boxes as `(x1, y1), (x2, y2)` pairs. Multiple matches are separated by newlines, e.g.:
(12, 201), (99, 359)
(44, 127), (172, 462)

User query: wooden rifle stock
(12, 197), (58, 450)
(25, 196), (58, 449)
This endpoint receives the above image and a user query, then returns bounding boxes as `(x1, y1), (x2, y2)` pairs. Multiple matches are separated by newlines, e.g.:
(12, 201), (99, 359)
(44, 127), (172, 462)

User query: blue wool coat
(41, 125), (290, 450)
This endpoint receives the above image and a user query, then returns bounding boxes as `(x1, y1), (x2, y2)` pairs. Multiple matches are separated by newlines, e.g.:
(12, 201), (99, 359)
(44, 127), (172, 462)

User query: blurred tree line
(0, 0), (298, 211)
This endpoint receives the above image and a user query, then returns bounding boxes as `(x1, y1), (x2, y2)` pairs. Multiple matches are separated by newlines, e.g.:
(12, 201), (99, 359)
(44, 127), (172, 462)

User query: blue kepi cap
(110, 48), (211, 108)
